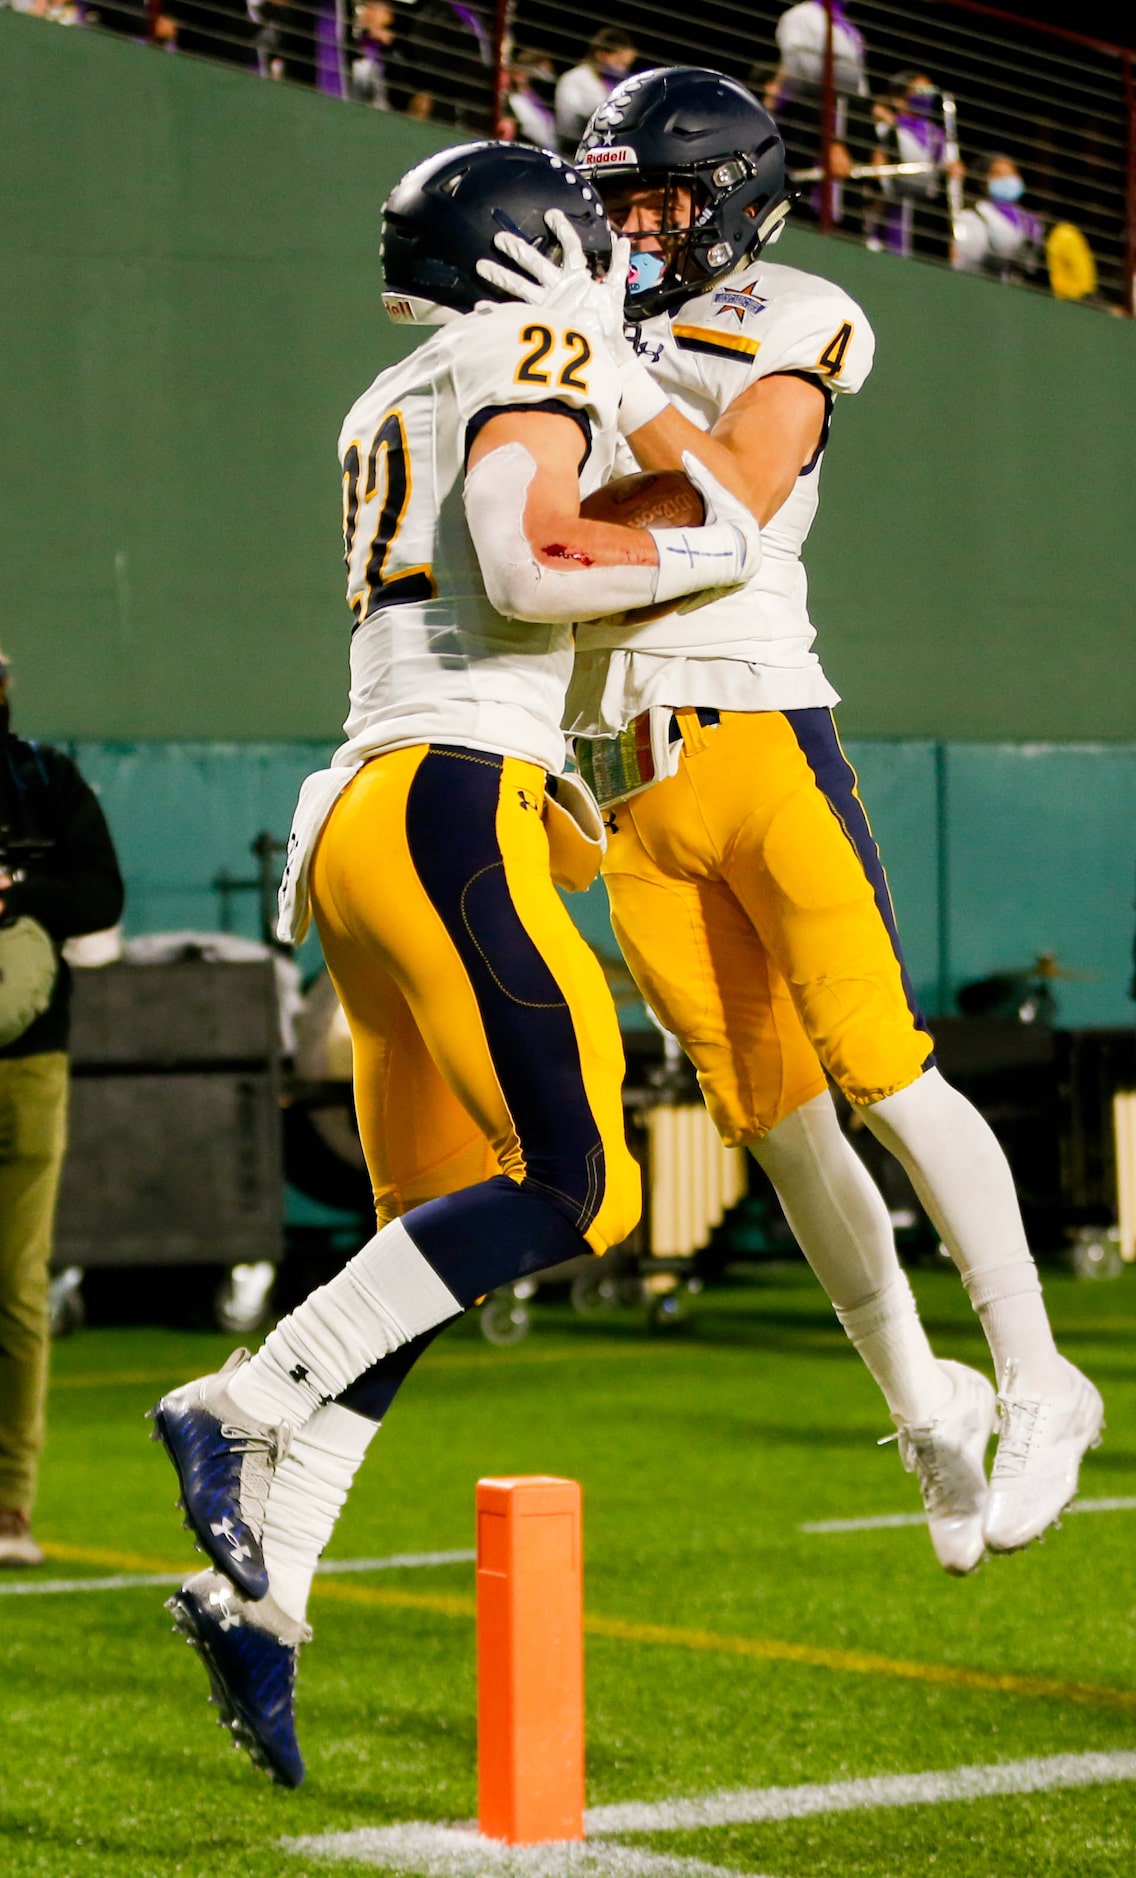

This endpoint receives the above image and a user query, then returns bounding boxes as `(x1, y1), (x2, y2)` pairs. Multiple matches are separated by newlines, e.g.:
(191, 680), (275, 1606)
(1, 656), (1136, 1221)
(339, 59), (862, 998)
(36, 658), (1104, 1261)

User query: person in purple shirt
(952, 155), (1045, 284)
(865, 70), (965, 262)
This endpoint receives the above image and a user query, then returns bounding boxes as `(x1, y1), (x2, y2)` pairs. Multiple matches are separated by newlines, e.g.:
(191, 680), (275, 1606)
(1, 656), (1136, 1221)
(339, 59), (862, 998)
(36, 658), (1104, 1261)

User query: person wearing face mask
(865, 70), (965, 261)
(0, 650), (124, 1567)
(952, 155), (1045, 285)
(554, 27), (636, 155)
(501, 46), (559, 148)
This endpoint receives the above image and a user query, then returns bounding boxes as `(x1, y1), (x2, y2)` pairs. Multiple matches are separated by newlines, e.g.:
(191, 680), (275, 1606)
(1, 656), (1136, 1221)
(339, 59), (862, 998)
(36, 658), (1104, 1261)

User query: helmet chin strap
(754, 199), (791, 247)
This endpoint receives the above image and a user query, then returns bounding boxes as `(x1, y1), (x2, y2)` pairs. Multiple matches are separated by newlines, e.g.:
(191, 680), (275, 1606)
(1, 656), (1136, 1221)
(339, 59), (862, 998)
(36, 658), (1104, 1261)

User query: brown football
(580, 468), (705, 531)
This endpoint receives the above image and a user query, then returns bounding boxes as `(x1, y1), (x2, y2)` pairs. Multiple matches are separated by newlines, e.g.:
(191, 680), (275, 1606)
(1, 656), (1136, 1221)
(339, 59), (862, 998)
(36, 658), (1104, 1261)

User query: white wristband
(647, 522), (749, 607)
(618, 356), (670, 437)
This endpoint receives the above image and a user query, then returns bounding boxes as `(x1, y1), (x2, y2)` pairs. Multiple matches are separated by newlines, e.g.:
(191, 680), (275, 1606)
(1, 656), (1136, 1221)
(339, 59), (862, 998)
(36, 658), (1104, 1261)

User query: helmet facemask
(599, 155), (790, 321)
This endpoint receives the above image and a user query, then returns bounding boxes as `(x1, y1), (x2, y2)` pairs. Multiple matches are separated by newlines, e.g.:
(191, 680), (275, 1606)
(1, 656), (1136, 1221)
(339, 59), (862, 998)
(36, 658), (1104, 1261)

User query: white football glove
(477, 211), (669, 436)
(475, 210), (621, 329)
(665, 450), (762, 612)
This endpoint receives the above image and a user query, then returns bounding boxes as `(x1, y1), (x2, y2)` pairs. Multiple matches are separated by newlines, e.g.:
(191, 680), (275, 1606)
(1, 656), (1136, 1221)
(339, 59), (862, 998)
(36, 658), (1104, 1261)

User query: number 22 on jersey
(343, 407), (436, 628)
(514, 325), (592, 394)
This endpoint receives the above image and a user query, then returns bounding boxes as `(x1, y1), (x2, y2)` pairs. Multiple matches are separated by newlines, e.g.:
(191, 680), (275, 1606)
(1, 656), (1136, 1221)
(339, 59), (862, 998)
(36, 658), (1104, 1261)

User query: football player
(480, 67), (1102, 1577)
(149, 139), (760, 1786)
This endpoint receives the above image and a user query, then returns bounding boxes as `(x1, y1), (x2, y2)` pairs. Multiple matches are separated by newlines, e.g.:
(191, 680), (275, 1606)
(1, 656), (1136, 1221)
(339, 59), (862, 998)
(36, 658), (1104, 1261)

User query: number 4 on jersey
(815, 321), (853, 379)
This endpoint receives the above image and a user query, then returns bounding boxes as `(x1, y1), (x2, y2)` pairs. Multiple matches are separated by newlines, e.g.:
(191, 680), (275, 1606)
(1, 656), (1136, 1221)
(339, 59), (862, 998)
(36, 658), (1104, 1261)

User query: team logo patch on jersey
(712, 284), (768, 324)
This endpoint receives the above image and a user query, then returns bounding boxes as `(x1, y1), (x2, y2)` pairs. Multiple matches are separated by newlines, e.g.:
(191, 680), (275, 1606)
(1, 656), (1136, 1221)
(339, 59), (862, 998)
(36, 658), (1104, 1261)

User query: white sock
(751, 1094), (950, 1424)
(227, 1218), (461, 1429)
(261, 1403), (379, 1624)
(864, 1068), (1063, 1391)
(833, 1278), (953, 1426)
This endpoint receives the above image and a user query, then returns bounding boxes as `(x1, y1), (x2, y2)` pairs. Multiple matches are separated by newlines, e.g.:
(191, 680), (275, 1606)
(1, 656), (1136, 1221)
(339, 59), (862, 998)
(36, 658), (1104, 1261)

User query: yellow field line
(43, 1540), (196, 1574)
(581, 1614), (1136, 1716)
(52, 1370), (181, 1391)
(39, 1542), (1135, 1715)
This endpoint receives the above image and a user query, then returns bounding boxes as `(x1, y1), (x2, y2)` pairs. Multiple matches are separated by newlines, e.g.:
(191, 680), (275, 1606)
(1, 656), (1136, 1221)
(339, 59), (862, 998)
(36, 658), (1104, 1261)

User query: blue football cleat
(168, 1568), (310, 1788)
(148, 1349), (291, 1600)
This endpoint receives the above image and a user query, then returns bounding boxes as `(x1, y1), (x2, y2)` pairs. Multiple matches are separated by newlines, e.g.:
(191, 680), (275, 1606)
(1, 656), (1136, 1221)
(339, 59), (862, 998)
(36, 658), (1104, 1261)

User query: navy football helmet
(381, 141), (613, 325)
(575, 67), (790, 320)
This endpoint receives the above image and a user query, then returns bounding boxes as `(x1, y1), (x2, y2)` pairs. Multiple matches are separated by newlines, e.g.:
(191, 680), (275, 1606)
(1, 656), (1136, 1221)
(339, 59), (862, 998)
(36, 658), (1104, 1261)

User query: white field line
(586, 1750), (1136, 1834)
(317, 1550), (475, 1575)
(284, 1826), (761, 1878)
(801, 1496), (1136, 1536)
(285, 1751), (1136, 1875)
(0, 1549), (474, 1598)
(0, 1572), (183, 1596)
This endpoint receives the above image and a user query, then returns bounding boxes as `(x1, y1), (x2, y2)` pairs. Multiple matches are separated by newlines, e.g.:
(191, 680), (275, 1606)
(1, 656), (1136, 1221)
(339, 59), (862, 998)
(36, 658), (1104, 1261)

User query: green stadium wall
(3, 17), (1134, 1026)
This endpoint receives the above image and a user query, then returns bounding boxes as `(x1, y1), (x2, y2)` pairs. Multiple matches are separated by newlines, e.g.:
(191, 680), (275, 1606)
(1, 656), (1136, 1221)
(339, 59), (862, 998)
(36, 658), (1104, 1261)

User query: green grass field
(4, 1264), (1135, 1878)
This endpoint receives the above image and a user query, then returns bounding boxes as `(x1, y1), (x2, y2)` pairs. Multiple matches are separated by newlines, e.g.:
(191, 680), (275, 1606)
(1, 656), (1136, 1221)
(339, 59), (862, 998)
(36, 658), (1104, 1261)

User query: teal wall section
(3, 13), (1135, 744)
(66, 739), (1136, 1030)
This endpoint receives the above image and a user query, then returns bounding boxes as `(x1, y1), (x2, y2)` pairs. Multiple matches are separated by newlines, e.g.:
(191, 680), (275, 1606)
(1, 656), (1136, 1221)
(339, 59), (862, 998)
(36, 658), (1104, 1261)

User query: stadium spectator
(384, 0), (491, 128)
(952, 155), (1045, 285)
(501, 46), (558, 149)
(554, 26), (636, 155)
(864, 69), (965, 261)
(88, 0), (180, 45)
(0, 648), (124, 1568)
(249, 0), (314, 83)
(349, 0), (395, 106)
(6, 0), (83, 23)
(773, 0), (867, 102)
(764, 4), (870, 227)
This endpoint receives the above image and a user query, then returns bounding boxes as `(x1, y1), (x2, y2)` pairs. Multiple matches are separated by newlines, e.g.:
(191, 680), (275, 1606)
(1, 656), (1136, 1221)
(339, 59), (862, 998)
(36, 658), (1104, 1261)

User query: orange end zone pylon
(476, 1475), (584, 1844)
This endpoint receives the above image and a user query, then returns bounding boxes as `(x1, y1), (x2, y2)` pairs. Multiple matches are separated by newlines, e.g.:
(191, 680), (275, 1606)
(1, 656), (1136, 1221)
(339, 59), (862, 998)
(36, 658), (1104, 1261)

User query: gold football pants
(311, 743), (640, 1256)
(602, 708), (934, 1146)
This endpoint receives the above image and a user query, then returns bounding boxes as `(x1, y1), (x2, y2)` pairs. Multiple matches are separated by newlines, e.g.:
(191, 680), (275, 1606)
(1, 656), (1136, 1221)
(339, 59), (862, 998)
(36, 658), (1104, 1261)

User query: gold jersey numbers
(343, 408), (435, 626)
(515, 325), (592, 395)
(815, 321), (854, 379)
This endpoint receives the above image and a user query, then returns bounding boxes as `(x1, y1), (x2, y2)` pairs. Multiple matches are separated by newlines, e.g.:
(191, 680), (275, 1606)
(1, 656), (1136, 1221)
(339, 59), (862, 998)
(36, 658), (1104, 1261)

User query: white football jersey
(566, 255), (874, 736)
(338, 298), (621, 775)
(276, 299), (619, 943)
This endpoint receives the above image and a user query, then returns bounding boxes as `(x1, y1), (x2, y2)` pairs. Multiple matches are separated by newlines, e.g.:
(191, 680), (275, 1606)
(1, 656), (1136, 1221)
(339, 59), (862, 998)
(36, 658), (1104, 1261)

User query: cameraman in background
(0, 649), (124, 1566)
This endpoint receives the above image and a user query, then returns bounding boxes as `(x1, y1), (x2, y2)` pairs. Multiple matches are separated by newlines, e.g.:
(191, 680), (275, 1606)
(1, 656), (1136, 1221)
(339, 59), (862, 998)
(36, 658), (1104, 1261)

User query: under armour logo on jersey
(631, 334), (665, 365)
(289, 1365), (310, 1385)
(604, 811), (620, 834)
(517, 789), (540, 813)
(211, 1517), (253, 1564)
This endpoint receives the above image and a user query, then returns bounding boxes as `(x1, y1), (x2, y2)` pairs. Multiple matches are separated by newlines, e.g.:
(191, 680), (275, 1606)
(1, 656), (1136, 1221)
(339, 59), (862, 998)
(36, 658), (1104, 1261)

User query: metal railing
(13, 0), (1134, 312)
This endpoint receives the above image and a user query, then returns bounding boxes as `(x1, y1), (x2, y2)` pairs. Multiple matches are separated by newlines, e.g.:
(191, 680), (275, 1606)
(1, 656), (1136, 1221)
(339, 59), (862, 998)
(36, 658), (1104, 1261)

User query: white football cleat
(892, 1360), (997, 1575)
(984, 1356), (1104, 1554)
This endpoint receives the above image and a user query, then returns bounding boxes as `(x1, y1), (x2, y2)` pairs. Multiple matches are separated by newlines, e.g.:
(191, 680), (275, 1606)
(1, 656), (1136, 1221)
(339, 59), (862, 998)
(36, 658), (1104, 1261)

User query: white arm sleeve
(463, 442), (754, 626)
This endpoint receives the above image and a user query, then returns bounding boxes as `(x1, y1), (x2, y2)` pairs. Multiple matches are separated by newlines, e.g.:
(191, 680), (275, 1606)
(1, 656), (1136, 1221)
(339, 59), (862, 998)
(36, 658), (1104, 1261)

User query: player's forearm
(623, 405), (760, 521)
(465, 442), (754, 626)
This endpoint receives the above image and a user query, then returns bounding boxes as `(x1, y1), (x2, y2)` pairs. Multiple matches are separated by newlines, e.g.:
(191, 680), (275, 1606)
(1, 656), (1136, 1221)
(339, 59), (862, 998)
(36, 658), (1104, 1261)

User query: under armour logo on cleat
(211, 1516), (253, 1563)
(208, 1589), (242, 1632)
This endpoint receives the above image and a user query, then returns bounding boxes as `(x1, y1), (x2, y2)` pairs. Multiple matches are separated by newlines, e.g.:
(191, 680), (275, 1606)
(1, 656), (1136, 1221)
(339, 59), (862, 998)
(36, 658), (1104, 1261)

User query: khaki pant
(0, 1053), (68, 1515)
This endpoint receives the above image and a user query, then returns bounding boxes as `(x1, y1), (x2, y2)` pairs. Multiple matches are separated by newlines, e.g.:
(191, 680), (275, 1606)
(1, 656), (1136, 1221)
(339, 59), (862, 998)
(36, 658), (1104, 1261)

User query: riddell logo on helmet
(382, 296), (417, 322)
(582, 145), (637, 170)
